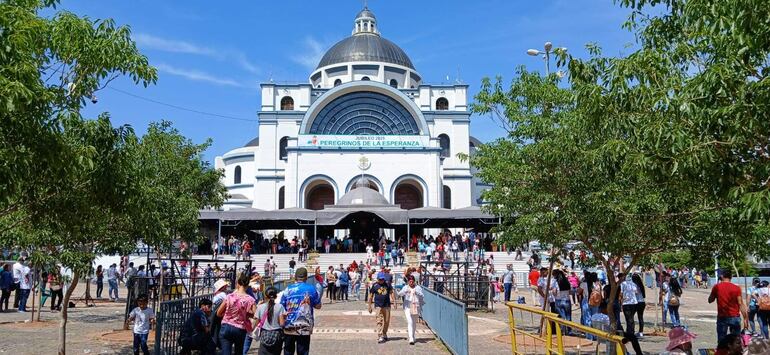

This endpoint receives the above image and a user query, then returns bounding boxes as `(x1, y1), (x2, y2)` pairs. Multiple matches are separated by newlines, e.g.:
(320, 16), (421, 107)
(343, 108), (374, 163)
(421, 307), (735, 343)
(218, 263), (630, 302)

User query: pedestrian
(366, 244), (374, 264)
(95, 265), (104, 299)
(667, 274), (683, 327)
(368, 273), (395, 343)
(49, 269), (64, 312)
(708, 270), (748, 343)
(552, 269), (573, 335)
(338, 267), (350, 301)
(281, 267), (322, 355)
(748, 278), (760, 334)
(179, 298), (216, 355)
(502, 264), (514, 303)
(128, 294), (155, 355)
(630, 273), (646, 337)
(568, 272), (579, 304)
(14, 257), (31, 312)
(325, 266), (337, 303)
(350, 267), (361, 300)
(125, 262), (137, 295)
(216, 272), (256, 355)
(246, 286), (285, 355)
(537, 267), (556, 312)
(528, 267), (540, 307)
(397, 275), (425, 345)
(211, 279), (230, 349)
(0, 263), (12, 312)
(756, 280), (770, 339)
(620, 273), (639, 337)
(107, 263), (120, 301)
(289, 257), (296, 276)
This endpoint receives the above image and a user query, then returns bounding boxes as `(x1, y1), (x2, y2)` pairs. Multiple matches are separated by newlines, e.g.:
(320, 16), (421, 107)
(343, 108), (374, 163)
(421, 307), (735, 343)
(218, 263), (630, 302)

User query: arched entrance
(394, 180), (423, 210)
(305, 182), (335, 210)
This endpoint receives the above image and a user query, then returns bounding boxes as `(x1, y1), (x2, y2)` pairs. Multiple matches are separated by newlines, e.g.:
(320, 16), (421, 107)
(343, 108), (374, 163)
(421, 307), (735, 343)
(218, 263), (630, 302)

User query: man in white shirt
(107, 263), (120, 301)
(14, 257), (31, 312)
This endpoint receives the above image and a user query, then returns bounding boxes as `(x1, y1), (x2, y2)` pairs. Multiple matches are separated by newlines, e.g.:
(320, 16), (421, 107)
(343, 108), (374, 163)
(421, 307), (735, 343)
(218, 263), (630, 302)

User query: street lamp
(527, 41), (566, 76)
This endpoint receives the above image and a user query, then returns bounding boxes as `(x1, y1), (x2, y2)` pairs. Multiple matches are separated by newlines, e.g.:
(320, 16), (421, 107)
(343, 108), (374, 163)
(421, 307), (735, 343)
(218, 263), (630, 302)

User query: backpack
(588, 289), (602, 307)
(760, 294), (770, 311)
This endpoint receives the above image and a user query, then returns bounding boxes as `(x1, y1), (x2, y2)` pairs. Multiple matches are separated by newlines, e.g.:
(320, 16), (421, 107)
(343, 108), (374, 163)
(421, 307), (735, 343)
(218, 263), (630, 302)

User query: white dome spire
(353, 6), (379, 36)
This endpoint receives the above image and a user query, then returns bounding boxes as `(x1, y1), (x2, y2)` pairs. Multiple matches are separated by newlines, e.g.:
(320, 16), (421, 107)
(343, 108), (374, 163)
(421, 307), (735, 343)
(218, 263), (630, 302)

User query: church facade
(215, 8), (487, 213)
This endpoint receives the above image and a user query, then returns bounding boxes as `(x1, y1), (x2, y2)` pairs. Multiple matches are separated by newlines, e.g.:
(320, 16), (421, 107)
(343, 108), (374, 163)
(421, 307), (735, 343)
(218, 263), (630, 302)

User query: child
(128, 294), (155, 355)
(491, 277), (503, 303)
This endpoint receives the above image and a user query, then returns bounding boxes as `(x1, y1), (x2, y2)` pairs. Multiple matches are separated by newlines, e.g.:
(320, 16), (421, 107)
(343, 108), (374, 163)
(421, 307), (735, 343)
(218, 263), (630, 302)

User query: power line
(106, 86), (257, 122)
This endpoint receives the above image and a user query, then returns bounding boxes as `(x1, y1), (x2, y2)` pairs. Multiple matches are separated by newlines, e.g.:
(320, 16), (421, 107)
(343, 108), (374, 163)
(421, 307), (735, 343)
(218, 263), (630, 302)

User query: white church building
(214, 7), (487, 219)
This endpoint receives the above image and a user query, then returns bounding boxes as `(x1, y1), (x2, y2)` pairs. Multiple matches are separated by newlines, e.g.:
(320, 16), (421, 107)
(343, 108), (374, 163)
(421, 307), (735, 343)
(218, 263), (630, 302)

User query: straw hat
(213, 279), (229, 292)
(666, 327), (697, 351)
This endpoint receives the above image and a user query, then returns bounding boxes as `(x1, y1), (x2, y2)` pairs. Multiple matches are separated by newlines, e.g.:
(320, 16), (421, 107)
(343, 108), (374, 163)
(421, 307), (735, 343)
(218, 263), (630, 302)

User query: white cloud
(134, 33), (217, 57)
(291, 36), (327, 70)
(134, 33), (260, 74)
(155, 63), (250, 88)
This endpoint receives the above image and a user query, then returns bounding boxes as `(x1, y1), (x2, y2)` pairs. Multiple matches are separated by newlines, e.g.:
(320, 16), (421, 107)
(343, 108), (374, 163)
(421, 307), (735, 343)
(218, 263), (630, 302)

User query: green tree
(0, 2), (226, 353)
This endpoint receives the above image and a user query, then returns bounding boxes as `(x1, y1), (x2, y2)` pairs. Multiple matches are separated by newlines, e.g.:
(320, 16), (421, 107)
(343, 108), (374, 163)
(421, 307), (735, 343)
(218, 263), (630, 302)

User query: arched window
(280, 96), (294, 110)
(334, 79), (342, 87)
(361, 76), (370, 81)
(438, 134), (450, 158)
(234, 165), (242, 184)
(279, 136), (288, 160)
(443, 185), (451, 209)
(278, 186), (285, 209)
(436, 97), (449, 110)
(389, 79), (398, 88)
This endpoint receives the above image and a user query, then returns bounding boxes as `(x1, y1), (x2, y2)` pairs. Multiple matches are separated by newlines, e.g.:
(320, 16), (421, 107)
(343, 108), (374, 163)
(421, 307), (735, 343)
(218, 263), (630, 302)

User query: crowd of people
(123, 264), (429, 355)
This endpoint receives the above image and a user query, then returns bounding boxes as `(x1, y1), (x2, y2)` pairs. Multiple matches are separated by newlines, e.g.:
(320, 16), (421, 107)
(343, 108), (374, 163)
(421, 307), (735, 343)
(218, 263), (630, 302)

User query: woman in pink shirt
(568, 272), (580, 304)
(217, 272), (256, 355)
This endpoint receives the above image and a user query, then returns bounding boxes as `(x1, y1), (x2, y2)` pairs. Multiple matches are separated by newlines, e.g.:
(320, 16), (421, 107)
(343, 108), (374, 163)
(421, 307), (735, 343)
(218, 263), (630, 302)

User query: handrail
(505, 302), (626, 355)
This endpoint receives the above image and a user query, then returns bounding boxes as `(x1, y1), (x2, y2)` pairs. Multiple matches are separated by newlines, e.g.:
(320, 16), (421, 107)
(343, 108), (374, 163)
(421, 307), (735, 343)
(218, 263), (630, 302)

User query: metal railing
(154, 293), (215, 355)
(505, 302), (626, 355)
(421, 287), (469, 355)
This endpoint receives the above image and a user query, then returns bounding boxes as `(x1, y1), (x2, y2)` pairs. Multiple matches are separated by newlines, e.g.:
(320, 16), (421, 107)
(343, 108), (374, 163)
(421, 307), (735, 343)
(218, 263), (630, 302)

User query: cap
(295, 267), (308, 279)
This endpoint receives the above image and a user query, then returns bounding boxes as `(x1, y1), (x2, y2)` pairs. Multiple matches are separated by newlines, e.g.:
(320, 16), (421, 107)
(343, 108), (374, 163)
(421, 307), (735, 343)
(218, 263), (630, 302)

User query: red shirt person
(708, 270), (748, 343)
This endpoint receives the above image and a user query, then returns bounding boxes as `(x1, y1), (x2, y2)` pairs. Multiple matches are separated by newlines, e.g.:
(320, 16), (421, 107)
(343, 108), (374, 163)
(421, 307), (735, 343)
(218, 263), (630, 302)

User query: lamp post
(527, 41), (566, 76)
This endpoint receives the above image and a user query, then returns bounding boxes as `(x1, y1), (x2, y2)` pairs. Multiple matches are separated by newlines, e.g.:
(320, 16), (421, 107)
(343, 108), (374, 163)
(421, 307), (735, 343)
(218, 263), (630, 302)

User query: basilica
(215, 7), (487, 216)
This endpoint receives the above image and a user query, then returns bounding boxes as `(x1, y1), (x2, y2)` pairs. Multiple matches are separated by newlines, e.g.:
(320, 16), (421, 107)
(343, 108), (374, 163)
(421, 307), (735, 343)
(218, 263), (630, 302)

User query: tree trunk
(606, 263), (620, 336)
(36, 270), (43, 322)
(59, 270), (80, 355)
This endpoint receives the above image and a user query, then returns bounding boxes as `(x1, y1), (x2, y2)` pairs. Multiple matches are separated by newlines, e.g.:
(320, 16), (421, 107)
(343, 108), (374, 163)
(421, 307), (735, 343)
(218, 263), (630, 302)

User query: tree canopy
(0, 1), (226, 353)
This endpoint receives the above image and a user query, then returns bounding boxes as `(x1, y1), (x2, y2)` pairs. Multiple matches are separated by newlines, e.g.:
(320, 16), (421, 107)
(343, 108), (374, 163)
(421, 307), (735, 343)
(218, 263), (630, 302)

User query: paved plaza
(0, 281), (725, 354)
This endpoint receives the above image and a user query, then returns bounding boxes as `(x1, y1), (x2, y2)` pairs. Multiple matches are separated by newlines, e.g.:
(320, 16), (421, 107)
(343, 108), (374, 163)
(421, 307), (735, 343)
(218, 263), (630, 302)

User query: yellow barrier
(505, 302), (626, 355)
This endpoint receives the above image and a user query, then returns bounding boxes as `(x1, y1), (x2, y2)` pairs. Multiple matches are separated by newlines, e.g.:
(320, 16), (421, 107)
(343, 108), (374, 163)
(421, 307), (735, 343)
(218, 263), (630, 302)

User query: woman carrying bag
(244, 286), (286, 355)
(397, 275), (425, 345)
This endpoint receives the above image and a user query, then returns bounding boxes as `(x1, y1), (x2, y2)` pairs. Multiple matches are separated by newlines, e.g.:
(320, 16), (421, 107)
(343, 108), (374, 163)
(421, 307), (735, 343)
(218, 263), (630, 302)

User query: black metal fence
(153, 293), (214, 355)
(124, 259), (252, 327)
(419, 261), (492, 310)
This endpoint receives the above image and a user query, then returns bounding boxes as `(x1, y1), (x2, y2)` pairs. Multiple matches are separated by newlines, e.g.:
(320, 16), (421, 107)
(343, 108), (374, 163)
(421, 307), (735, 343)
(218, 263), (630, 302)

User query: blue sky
(58, 0), (637, 162)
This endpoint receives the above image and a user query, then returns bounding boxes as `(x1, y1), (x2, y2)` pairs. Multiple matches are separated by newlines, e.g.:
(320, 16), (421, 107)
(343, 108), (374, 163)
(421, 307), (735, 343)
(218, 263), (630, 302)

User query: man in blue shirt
(281, 267), (322, 355)
(368, 274), (396, 343)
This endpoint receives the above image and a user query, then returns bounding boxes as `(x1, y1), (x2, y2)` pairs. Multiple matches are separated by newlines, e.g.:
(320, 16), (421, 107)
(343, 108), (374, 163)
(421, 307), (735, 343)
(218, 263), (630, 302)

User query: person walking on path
(755, 280), (770, 339)
(708, 270), (748, 343)
(48, 270), (64, 311)
(107, 263), (120, 301)
(281, 267), (322, 355)
(0, 264), (13, 312)
(664, 274), (683, 327)
(325, 266), (337, 303)
(619, 273), (639, 337)
(631, 273), (646, 337)
(503, 264), (515, 303)
(397, 275), (425, 345)
(369, 273), (396, 343)
(748, 278), (760, 334)
(128, 294), (155, 355)
(245, 286), (285, 355)
(217, 273), (256, 355)
(14, 257), (31, 312)
(528, 267), (540, 307)
(95, 264), (104, 299)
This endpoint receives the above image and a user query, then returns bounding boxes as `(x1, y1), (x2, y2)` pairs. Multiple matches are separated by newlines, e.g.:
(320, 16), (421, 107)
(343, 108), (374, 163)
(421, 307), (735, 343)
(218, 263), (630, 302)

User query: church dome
(316, 7), (415, 70)
(337, 187), (390, 206)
